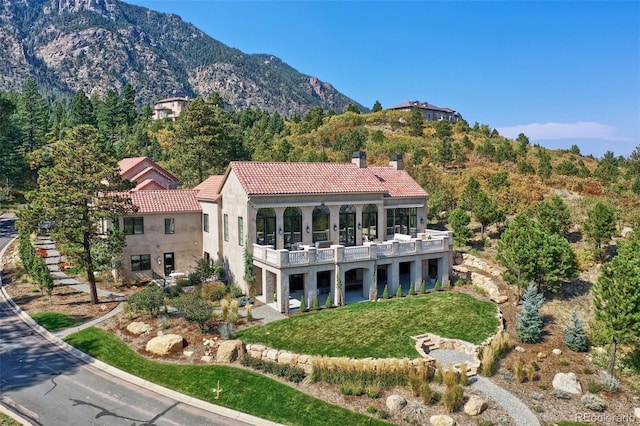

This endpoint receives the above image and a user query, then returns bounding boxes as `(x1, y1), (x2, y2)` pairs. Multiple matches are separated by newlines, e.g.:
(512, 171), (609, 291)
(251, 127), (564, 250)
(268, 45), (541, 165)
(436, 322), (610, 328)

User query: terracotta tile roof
(194, 175), (224, 201)
(114, 190), (201, 214)
(134, 179), (167, 191)
(228, 162), (427, 198)
(118, 157), (147, 176)
(118, 157), (178, 183)
(367, 166), (428, 198)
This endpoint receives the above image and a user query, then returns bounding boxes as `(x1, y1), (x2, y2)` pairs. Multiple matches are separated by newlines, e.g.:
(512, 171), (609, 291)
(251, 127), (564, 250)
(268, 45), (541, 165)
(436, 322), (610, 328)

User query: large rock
(552, 372), (582, 394)
(216, 340), (245, 363)
(490, 294), (509, 304)
(430, 414), (456, 426)
(634, 407), (640, 419)
(385, 395), (407, 412)
(127, 321), (153, 335)
(145, 334), (184, 355)
(463, 395), (487, 416)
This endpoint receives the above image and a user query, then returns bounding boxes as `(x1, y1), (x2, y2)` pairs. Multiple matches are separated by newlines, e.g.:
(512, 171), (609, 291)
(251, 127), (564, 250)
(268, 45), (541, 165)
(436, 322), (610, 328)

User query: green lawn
(31, 311), (78, 331)
(237, 292), (499, 358)
(0, 412), (22, 426)
(64, 328), (389, 426)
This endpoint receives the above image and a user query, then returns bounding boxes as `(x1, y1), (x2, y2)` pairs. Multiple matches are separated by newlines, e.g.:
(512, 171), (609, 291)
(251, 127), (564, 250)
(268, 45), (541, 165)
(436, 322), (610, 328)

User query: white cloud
(496, 122), (632, 142)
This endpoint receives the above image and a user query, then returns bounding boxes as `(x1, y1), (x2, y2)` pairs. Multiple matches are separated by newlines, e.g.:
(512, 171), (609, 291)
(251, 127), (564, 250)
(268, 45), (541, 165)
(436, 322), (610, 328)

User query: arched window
(339, 205), (356, 246)
(362, 204), (378, 241)
(283, 207), (302, 249)
(256, 208), (276, 247)
(312, 206), (330, 243)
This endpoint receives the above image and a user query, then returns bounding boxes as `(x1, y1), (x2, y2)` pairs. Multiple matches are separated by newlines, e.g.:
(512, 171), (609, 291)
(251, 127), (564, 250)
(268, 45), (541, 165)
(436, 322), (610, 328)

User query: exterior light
(278, 227), (283, 235)
(358, 222), (362, 229)
(157, 256), (162, 265)
(333, 224), (338, 231)
(306, 225), (311, 233)
(420, 217), (425, 224)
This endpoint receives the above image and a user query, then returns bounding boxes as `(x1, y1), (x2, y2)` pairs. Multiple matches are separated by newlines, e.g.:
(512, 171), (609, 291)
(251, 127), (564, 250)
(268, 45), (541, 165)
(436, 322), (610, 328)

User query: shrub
(443, 384), (464, 413)
(420, 280), (427, 294)
(433, 361), (443, 384)
(480, 331), (510, 376)
(172, 293), (214, 331)
(408, 282), (415, 295)
(564, 311), (588, 352)
(527, 363), (536, 382)
(502, 370), (514, 383)
(312, 356), (411, 388)
(240, 355), (306, 383)
(227, 284), (244, 298)
(366, 406), (377, 414)
(365, 385), (381, 399)
(246, 304), (253, 322)
(201, 282), (227, 301)
(312, 296), (319, 310)
(516, 284), (544, 343)
(514, 359), (526, 383)
(395, 285), (403, 298)
(420, 382), (432, 405)
(340, 384), (363, 396)
(600, 373), (619, 393)
(238, 295), (254, 307)
(129, 285), (165, 316)
(299, 295), (307, 312)
(587, 379), (601, 394)
(408, 373), (422, 397)
(443, 367), (460, 387)
(220, 299), (229, 321)
(227, 310), (239, 324)
(325, 292), (332, 308)
(581, 394), (606, 411)
(382, 284), (389, 299)
(434, 280), (442, 291)
(378, 410), (389, 419)
(559, 358), (570, 366)
(187, 272), (201, 286)
(551, 389), (571, 399)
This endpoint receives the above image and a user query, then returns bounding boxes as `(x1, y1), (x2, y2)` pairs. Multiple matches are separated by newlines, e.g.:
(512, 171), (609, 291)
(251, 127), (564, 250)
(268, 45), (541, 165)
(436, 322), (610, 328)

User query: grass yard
(237, 292), (499, 358)
(64, 328), (389, 426)
(31, 311), (78, 331)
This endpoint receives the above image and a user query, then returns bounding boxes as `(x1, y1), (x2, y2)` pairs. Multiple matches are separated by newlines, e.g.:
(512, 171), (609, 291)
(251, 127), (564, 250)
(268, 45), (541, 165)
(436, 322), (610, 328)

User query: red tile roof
(134, 179), (167, 191)
(194, 175), (224, 201)
(118, 157), (178, 184)
(114, 190), (201, 214)
(228, 162), (427, 198)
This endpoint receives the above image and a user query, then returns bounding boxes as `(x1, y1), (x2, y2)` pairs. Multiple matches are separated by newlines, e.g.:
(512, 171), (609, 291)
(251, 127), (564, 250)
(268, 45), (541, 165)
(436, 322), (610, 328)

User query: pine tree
(564, 311), (588, 352)
(408, 282), (415, 295)
(420, 280), (427, 294)
(516, 284), (544, 343)
(299, 294), (307, 312)
(395, 285), (403, 298)
(312, 295), (319, 310)
(583, 201), (616, 250)
(372, 100), (383, 112)
(382, 284), (389, 299)
(325, 292), (332, 309)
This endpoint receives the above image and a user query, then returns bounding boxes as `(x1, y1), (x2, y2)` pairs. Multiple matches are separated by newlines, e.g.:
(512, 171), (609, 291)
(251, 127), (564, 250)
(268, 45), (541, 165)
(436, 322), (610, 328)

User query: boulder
(201, 355), (213, 363)
(127, 321), (153, 335)
(552, 348), (562, 356)
(552, 372), (582, 394)
(490, 294), (509, 304)
(216, 340), (245, 363)
(385, 395), (407, 412)
(278, 351), (296, 365)
(621, 227), (634, 238)
(515, 346), (525, 353)
(430, 414), (456, 426)
(463, 395), (487, 416)
(634, 407), (640, 419)
(537, 352), (547, 359)
(145, 334), (184, 355)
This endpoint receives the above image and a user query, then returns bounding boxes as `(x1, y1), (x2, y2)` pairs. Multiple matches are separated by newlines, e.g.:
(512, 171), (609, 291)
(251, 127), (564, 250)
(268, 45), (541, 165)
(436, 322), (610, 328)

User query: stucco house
(152, 97), (190, 121)
(119, 157), (179, 190)
(198, 152), (453, 313)
(387, 100), (459, 123)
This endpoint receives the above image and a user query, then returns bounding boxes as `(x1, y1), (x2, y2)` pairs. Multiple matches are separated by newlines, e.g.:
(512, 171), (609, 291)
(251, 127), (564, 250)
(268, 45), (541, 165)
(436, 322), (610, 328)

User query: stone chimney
(352, 151), (367, 168)
(389, 154), (404, 170)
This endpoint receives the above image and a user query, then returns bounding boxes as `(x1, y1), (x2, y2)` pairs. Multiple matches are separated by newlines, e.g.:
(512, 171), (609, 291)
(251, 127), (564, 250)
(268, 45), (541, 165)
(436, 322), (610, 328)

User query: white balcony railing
(317, 248), (334, 263)
(344, 246), (370, 261)
(289, 251), (309, 266)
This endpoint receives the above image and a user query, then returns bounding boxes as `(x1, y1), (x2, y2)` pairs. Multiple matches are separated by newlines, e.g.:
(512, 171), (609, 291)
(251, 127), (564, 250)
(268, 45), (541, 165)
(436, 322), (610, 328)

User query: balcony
(253, 231), (451, 269)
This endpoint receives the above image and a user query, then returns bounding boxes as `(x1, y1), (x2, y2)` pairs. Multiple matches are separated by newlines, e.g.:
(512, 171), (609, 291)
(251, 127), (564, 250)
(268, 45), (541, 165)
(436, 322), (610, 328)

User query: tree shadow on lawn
(554, 279), (591, 301)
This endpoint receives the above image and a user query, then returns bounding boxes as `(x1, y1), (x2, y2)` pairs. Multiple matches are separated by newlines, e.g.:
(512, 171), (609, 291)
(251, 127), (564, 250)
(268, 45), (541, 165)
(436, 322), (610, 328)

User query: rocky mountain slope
(0, 0), (362, 115)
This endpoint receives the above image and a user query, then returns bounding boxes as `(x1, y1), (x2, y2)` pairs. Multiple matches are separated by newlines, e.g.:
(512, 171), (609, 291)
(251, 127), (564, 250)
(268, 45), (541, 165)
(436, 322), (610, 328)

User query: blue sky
(126, 0), (639, 158)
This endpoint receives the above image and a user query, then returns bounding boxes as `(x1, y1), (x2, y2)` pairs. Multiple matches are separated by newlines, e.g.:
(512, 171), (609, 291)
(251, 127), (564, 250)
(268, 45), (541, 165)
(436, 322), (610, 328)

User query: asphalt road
(0, 215), (254, 426)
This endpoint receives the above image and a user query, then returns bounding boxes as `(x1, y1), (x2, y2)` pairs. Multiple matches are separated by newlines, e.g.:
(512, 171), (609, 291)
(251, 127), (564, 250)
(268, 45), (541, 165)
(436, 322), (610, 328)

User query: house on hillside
(152, 97), (190, 121)
(198, 152), (453, 313)
(119, 157), (178, 190)
(112, 152), (453, 313)
(387, 100), (459, 123)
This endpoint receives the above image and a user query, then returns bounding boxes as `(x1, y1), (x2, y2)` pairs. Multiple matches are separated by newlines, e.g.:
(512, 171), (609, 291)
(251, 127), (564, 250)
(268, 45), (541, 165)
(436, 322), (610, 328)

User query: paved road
(0, 216), (257, 426)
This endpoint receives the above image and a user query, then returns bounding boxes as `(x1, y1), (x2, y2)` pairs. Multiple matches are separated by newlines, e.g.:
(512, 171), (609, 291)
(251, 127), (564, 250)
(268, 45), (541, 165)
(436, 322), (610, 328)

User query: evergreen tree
(536, 195), (571, 236)
(516, 132), (529, 155)
(372, 100), (383, 112)
(346, 103), (361, 114)
(536, 149), (553, 179)
(449, 207), (472, 246)
(120, 83), (137, 127)
(594, 150), (620, 185)
(564, 311), (588, 352)
(69, 90), (96, 127)
(407, 106), (424, 137)
(395, 285), (403, 298)
(299, 294), (307, 312)
(382, 284), (389, 299)
(435, 137), (453, 170)
(472, 190), (504, 240)
(25, 125), (134, 304)
(459, 176), (481, 211)
(96, 89), (121, 144)
(592, 234), (640, 374)
(0, 94), (23, 190)
(16, 77), (49, 155)
(583, 201), (616, 250)
(516, 284), (544, 343)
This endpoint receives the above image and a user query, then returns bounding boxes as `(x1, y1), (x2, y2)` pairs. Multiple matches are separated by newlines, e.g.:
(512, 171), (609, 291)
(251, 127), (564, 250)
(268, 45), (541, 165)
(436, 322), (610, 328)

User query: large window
(339, 205), (356, 246)
(131, 254), (151, 271)
(386, 207), (418, 238)
(124, 217), (144, 235)
(284, 207), (302, 249)
(256, 208), (276, 247)
(223, 214), (229, 241)
(203, 213), (209, 233)
(362, 204), (378, 241)
(165, 218), (175, 234)
(238, 216), (244, 246)
(312, 205), (330, 243)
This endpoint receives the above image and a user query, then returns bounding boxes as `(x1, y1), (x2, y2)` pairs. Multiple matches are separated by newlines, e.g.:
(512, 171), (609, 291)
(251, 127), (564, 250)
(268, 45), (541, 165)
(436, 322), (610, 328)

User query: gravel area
(428, 348), (474, 366)
(471, 376), (541, 426)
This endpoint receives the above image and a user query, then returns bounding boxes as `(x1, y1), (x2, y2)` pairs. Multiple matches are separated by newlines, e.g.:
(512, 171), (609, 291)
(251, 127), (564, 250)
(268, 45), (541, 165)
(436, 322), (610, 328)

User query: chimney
(352, 151), (367, 168)
(389, 154), (404, 170)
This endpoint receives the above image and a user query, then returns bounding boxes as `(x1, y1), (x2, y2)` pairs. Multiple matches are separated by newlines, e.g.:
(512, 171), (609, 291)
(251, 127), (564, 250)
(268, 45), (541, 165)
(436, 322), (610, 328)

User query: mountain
(0, 0), (363, 116)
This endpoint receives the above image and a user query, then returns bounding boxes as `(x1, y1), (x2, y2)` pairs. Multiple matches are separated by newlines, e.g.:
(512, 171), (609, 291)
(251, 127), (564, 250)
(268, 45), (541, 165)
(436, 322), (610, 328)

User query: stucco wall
(219, 170), (250, 290)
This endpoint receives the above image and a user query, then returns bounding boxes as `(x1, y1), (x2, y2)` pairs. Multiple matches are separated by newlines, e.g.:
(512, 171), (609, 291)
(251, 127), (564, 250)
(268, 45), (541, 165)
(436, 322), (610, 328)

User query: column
(388, 260), (399, 295)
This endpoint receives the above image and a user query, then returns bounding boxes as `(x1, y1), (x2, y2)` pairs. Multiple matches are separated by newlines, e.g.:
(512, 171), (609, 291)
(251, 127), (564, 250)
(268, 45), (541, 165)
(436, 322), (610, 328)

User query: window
(339, 205), (356, 246)
(165, 218), (175, 234)
(238, 216), (244, 246)
(362, 204), (378, 241)
(223, 214), (229, 241)
(283, 207), (302, 249)
(386, 207), (418, 238)
(312, 205), (330, 243)
(203, 213), (210, 233)
(256, 208), (276, 247)
(130, 254), (151, 271)
(124, 217), (144, 235)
